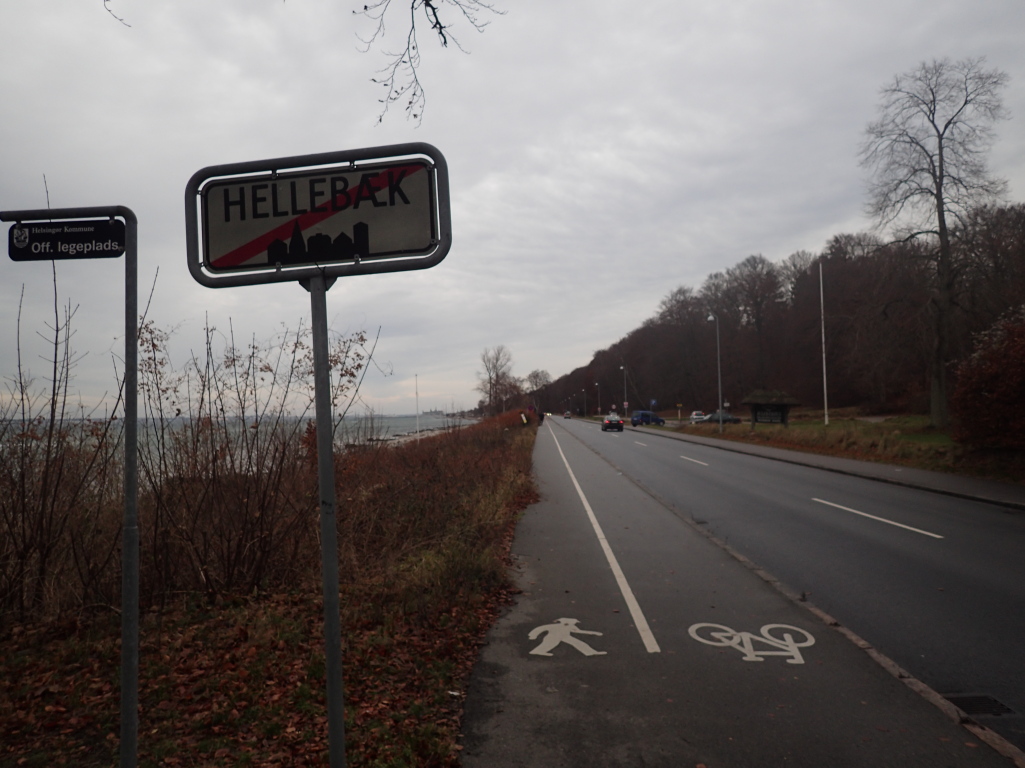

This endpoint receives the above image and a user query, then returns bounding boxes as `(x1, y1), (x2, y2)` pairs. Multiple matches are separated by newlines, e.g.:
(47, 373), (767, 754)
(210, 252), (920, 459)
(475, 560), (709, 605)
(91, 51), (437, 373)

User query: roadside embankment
(0, 411), (539, 767)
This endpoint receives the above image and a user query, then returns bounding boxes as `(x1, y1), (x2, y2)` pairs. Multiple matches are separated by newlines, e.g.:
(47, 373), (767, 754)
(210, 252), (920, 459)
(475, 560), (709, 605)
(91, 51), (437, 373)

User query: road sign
(8, 219), (125, 261)
(185, 143), (450, 288)
(2, 205), (139, 767)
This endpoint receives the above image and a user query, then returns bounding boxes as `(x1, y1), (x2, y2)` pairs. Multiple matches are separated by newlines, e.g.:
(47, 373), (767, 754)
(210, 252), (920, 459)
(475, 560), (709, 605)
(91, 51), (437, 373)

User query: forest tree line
(538, 202), (1025, 422)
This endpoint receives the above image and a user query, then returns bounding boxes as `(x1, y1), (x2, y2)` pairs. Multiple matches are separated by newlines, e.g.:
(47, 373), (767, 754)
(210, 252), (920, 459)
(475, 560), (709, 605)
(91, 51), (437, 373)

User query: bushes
(951, 305), (1025, 449)
(334, 410), (535, 621)
(0, 298), (538, 628)
(1, 412), (538, 767)
(0, 291), (125, 622)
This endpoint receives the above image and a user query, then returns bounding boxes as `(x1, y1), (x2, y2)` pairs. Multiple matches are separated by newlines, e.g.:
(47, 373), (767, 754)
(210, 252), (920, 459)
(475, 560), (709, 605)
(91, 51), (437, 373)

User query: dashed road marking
(680, 455), (709, 466)
(812, 498), (944, 539)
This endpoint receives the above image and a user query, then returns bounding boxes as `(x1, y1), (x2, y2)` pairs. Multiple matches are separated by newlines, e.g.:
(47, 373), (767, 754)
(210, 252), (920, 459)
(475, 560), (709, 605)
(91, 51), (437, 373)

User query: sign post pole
(121, 210), (139, 768)
(1, 205), (138, 768)
(185, 144), (451, 766)
(304, 273), (347, 768)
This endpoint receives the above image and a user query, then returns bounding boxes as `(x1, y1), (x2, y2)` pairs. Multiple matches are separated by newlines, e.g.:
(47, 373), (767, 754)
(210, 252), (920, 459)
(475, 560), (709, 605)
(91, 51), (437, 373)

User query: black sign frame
(185, 143), (451, 288)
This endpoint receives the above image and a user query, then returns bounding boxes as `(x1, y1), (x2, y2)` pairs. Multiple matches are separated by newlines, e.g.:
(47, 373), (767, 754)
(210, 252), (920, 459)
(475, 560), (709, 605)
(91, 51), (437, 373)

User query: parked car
(601, 412), (625, 431)
(630, 410), (666, 426)
(689, 410), (706, 423)
(699, 410), (742, 424)
(563, 411), (572, 418)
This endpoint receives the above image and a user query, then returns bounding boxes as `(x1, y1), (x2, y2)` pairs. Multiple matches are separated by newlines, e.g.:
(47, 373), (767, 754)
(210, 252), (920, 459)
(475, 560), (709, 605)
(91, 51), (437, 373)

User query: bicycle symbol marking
(688, 623), (815, 665)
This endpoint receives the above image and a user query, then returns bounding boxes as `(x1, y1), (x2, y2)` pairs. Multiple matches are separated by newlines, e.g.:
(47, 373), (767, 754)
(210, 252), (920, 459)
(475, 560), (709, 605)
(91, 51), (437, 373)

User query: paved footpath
(459, 423), (1024, 768)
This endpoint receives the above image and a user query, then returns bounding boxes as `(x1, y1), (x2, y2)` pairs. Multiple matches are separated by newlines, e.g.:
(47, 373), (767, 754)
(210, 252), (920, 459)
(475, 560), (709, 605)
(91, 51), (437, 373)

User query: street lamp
(708, 313), (723, 434)
(819, 260), (829, 426)
(620, 364), (626, 412)
(582, 388), (587, 419)
(595, 382), (601, 415)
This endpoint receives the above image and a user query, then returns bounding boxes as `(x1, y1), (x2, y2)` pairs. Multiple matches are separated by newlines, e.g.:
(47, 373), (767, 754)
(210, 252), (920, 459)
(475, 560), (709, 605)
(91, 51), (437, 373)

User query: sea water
(335, 412), (473, 441)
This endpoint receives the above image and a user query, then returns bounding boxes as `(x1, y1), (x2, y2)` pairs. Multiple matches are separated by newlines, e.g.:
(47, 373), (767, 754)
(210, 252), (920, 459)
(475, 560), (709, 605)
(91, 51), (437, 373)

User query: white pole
(715, 317), (723, 434)
(415, 373), (420, 439)
(819, 261), (829, 426)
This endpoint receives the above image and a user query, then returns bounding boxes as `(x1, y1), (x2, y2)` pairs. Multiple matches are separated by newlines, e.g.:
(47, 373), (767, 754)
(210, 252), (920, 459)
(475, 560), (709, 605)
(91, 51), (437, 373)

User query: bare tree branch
(354, 0), (503, 124)
(103, 0), (131, 27)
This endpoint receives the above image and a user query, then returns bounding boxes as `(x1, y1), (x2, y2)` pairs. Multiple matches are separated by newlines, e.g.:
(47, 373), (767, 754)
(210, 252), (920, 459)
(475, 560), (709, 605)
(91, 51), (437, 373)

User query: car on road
(563, 411), (572, 418)
(601, 413), (625, 431)
(698, 410), (742, 424)
(689, 410), (706, 423)
(630, 410), (666, 427)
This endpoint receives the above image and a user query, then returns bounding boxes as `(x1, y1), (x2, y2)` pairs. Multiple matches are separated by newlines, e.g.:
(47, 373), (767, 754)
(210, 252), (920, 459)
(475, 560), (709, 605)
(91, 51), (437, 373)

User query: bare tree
(355, 0), (503, 123)
(476, 345), (513, 415)
(859, 57), (1009, 427)
(525, 369), (551, 392)
(727, 255), (784, 387)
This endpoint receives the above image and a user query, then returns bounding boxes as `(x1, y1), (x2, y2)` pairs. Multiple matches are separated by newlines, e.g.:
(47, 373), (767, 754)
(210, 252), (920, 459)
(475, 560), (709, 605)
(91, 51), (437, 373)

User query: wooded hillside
(540, 204), (1025, 421)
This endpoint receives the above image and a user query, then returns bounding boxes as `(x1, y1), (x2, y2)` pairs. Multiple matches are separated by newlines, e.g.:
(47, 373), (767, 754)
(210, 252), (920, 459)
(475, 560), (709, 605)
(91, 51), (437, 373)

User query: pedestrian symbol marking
(688, 623), (815, 664)
(529, 618), (607, 657)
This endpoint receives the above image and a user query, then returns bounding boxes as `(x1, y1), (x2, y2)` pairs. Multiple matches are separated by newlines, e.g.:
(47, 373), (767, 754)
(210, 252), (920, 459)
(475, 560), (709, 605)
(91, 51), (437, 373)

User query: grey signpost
(1, 206), (139, 768)
(185, 143), (451, 768)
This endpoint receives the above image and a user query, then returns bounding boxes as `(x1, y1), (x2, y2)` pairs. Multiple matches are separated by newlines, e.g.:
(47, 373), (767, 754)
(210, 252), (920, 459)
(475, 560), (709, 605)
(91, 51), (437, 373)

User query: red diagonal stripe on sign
(209, 163), (426, 269)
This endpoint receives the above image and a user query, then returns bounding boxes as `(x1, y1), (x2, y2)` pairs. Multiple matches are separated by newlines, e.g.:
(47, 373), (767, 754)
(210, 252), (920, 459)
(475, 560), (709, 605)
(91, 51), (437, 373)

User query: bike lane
(459, 422), (1018, 767)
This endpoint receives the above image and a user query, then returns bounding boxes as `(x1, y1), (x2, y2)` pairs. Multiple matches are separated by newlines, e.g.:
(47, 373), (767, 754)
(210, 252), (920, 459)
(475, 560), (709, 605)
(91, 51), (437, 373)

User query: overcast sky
(2, 0), (1025, 415)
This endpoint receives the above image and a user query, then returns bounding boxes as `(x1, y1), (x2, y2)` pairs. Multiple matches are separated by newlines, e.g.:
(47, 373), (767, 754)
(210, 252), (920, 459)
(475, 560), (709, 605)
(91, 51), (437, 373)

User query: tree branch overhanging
(354, 0), (503, 124)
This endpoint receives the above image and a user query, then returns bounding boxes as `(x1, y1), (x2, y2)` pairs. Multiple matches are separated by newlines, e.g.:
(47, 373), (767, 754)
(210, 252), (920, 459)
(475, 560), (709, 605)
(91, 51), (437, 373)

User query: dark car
(630, 410), (666, 427)
(601, 413), (625, 431)
(699, 410), (742, 424)
(563, 411), (572, 419)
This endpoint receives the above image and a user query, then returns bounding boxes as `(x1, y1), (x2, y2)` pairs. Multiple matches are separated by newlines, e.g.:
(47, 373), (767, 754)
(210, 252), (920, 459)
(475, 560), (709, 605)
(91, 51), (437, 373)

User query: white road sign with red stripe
(201, 160), (435, 273)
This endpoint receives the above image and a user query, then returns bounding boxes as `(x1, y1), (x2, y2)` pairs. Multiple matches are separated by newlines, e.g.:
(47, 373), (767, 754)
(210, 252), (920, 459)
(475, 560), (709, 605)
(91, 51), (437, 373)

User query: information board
(8, 219), (126, 261)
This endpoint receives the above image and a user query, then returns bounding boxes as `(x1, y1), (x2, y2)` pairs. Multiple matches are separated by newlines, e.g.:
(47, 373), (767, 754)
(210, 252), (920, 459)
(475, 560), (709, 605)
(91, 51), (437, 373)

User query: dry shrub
(334, 411), (536, 623)
(0, 291), (124, 624)
(951, 305), (1025, 449)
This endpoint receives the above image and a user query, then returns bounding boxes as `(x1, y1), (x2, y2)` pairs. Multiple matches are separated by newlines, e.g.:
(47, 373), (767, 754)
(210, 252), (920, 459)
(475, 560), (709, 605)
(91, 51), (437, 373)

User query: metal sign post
(1, 205), (138, 768)
(185, 143), (450, 768)
(302, 272), (347, 765)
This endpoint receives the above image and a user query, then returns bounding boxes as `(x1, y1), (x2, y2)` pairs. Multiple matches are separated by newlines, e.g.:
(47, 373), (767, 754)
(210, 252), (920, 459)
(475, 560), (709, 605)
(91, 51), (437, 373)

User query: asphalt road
(460, 418), (1025, 767)
(559, 417), (1025, 751)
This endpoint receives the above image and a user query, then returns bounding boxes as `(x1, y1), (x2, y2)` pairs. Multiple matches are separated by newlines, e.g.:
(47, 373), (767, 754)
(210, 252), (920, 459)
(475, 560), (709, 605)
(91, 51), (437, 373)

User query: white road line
(812, 498), (944, 539)
(547, 425), (661, 653)
(634, 441), (647, 447)
(680, 455), (709, 466)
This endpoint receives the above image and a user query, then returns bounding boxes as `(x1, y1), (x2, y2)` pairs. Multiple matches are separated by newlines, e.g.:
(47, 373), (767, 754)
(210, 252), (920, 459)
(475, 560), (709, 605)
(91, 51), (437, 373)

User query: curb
(700, 523), (1025, 768)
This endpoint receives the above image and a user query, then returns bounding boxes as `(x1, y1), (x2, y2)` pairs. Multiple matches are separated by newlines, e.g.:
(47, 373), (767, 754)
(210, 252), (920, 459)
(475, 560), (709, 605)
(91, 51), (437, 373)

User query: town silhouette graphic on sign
(267, 220), (370, 267)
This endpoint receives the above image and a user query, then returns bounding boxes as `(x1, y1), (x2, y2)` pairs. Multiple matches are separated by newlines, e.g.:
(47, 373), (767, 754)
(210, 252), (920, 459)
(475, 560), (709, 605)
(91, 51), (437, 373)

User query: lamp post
(582, 388), (587, 419)
(708, 313), (723, 434)
(595, 382), (601, 415)
(820, 260), (829, 426)
(620, 365), (627, 412)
